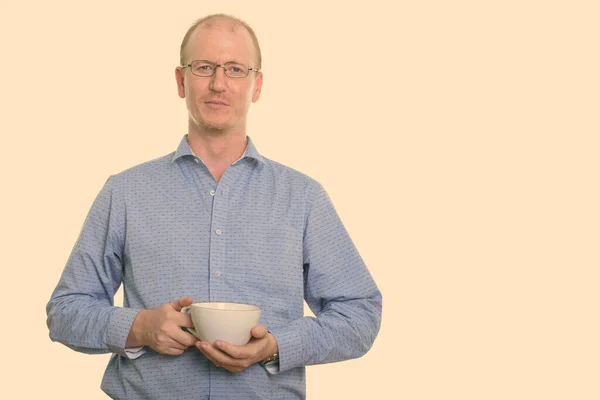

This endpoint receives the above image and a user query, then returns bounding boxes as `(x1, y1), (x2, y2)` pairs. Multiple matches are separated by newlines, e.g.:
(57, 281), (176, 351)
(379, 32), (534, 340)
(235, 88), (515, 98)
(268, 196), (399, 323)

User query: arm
(47, 176), (205, 358)
(269, 182), (383, 373)
(46, 176), (142, 357)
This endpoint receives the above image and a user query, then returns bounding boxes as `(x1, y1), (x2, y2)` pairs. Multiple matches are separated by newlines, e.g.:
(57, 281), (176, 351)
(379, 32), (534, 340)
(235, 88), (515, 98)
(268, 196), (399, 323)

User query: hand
(196, 325), (279, 373)
(127, 296), (198, 355)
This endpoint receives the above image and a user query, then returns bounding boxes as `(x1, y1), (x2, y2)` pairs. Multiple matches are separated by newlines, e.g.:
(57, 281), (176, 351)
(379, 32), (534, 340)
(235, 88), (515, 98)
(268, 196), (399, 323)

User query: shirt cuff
(267, 325), (304, 373)
(105, 307), (143, 357)
(124, 346), (146, 360)
(262, 359), (280, 374)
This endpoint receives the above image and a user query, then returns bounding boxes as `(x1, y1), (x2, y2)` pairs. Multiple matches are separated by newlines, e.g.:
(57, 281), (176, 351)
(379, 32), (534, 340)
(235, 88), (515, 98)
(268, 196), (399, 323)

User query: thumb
(171, 296), (193, 311)
(251, 325), (268, 339)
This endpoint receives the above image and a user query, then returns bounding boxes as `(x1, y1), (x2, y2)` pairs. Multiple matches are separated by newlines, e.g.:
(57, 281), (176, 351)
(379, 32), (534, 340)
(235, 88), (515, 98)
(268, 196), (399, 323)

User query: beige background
(1, 0), (599, 399)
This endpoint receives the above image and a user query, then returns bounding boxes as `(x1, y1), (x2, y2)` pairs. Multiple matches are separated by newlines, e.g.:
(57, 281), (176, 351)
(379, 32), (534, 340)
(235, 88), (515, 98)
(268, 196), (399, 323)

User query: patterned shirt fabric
(47, 135), (382, 399)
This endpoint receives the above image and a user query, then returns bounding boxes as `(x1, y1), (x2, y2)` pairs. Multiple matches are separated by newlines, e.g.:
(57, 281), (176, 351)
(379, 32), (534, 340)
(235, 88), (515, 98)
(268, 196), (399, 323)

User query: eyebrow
(195, 59), (246, 65)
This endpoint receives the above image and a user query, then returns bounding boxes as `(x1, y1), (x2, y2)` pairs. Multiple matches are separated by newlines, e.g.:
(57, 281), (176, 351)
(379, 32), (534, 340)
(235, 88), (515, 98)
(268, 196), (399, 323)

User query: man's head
(175, 14), (263, 135)
(179, 14), (262, 70)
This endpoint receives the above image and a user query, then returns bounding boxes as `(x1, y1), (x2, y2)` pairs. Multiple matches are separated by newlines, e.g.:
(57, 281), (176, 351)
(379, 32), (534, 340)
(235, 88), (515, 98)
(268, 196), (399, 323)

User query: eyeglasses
(181, 60), (260, 78)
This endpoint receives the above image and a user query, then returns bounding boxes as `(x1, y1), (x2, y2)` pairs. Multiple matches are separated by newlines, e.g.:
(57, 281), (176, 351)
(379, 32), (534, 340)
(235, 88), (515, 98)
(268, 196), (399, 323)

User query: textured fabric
(47, 135), (382, 399)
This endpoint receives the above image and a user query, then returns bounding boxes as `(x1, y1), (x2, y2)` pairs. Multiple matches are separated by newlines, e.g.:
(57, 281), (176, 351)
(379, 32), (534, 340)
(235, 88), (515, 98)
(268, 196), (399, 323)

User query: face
(175, 19), (263, 135)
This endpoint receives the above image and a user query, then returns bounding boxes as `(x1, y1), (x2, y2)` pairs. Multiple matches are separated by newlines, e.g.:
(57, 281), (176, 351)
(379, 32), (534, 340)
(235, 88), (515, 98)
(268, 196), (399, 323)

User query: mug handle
(180, 306), (199, 338)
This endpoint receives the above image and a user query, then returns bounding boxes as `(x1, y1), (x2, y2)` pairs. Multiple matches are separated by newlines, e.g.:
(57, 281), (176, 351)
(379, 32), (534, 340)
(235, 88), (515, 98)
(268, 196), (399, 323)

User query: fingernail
(215, 341), (223, 348)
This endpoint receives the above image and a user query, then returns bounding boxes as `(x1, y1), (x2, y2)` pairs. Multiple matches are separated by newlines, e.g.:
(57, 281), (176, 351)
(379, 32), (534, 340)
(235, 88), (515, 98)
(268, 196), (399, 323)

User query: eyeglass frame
(181, 60), (260, 78)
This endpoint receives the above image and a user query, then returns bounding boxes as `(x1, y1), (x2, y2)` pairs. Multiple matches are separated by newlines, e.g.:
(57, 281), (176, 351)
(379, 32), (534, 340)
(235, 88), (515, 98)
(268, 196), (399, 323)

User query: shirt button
(215, 271), (221, 277)
(210, 190), (216, 196)
(215, 229), (222, 235)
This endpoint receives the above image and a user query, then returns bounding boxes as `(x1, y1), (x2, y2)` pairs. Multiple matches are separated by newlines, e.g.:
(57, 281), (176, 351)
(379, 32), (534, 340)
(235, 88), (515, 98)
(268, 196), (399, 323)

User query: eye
(191, 62), (215, 74)
(225, 64), (248, 76)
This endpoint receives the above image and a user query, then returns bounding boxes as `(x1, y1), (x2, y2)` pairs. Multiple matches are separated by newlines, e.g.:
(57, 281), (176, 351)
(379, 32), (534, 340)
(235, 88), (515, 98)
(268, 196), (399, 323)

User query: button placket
(208, 181), (229, 298)
(183, 157), (217, 218)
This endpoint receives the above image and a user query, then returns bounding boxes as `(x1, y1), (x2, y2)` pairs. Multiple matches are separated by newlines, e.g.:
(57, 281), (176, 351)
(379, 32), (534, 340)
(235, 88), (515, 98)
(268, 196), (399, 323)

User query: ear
(251, 72), (263, 103)
(175, 67), (186, 98)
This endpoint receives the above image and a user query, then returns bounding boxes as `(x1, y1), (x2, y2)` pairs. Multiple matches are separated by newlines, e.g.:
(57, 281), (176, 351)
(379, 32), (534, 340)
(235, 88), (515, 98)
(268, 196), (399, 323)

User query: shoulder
(259, 156), (323, 194)
(257, 156), (328, 207)
(106, 152), (175, 188)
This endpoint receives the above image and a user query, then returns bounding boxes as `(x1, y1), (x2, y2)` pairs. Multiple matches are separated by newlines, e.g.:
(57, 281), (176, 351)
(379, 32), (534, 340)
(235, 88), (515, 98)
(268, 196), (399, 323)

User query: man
(47, 14), (382, 399)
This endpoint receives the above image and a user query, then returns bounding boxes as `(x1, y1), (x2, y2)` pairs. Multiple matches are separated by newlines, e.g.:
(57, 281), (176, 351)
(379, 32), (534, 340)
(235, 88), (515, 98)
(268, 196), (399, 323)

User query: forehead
(186, 19), (255, 64)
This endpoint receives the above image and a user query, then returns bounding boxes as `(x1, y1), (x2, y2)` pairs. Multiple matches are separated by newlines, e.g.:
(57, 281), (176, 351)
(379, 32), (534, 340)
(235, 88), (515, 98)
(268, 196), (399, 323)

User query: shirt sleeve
(46, 176), (146, 358)
(268, 182), (383, 373)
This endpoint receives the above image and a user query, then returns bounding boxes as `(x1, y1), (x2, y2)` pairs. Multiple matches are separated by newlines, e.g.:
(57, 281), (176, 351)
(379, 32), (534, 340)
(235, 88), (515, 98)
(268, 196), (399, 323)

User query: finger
(197, 341), (238, 365)
(196, 342), (221, 365)
(162, 346), (186, 356)
(214, 339), (265, 360)
(251, 325), (268, 339)
(173, 312), (194, 328)
(165, 341), (188, 352)
(171, 328), (198, 347)
(213, 340), (244, 359)
(178, 296), (193, 308)
(170, 296), (193, 311)
(155, 338), (188, 355)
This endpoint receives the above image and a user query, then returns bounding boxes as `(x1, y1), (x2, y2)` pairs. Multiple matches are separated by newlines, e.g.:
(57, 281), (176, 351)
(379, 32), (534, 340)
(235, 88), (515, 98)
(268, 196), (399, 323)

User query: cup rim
(190, 302), (261, 312)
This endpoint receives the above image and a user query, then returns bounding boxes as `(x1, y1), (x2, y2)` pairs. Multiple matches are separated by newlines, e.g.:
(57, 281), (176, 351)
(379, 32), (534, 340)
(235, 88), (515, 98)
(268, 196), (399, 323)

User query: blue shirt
(47, 135), (382, 399)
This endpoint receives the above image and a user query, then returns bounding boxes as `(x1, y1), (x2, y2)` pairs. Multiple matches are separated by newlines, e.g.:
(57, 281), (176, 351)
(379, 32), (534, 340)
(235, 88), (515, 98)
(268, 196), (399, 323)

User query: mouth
(204, 100), (228, 110)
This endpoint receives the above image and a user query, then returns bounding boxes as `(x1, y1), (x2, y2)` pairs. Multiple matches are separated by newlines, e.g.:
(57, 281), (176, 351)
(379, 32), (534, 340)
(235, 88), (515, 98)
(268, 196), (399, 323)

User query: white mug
(181, 302), (261, 346)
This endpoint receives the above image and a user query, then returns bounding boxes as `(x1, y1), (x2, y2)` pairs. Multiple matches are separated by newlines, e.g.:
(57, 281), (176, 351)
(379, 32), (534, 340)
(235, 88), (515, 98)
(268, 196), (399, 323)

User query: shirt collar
(171, 134), (264, 165)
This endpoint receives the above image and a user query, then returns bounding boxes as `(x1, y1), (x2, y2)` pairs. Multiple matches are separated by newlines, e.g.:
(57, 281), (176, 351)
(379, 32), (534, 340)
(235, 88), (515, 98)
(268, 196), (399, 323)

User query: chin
(199, 118), (234, 132)
(188, 111), (227, 131)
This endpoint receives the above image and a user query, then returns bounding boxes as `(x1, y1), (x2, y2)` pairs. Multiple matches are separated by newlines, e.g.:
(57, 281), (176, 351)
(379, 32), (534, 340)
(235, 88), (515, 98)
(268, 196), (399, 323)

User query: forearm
(46, 293), (142, 356)
(269, 294), (382, 372)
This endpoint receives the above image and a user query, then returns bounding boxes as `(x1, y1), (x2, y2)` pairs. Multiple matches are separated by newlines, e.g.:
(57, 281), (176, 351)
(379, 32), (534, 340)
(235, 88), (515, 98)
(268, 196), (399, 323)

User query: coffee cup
(180, 302), (261, 346)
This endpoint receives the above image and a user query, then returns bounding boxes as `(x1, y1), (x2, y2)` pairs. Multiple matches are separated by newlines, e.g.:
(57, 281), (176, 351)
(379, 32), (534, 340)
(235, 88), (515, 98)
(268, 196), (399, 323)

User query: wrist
(261, 333), (279, 363)
(126, 310), (148, 347)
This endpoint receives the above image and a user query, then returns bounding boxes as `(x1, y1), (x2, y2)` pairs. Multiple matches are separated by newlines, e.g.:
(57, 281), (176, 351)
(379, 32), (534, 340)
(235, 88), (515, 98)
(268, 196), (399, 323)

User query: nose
(209, 66), (227, 92)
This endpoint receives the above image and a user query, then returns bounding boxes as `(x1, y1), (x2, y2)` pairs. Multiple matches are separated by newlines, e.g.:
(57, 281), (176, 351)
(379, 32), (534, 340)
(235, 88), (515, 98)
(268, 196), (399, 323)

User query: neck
(186, 128), (248, 168)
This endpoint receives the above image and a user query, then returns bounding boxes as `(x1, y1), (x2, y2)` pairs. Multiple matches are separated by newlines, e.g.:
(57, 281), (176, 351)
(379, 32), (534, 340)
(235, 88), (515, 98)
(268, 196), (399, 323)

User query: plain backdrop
(1, 1), (599, 399)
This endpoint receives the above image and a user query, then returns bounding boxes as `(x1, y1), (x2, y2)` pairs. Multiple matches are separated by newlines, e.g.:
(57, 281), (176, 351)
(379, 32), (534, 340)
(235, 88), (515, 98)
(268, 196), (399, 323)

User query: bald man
(47, 14), (382, 400)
